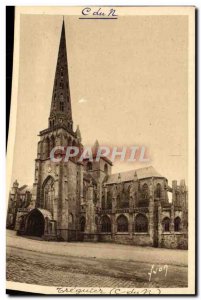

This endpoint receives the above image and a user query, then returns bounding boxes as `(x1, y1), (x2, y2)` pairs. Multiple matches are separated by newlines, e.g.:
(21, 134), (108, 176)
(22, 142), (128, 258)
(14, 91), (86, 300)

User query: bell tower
(32, 20), (83, 241)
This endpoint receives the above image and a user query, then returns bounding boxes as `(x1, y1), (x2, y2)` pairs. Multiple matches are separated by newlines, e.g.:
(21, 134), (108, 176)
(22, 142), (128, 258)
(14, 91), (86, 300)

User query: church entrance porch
(17, 208), (57, 239)
(25, 209), (45, 237)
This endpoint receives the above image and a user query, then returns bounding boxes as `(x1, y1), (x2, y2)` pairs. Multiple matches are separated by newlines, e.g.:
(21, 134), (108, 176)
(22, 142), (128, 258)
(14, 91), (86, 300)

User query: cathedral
(7, 21), (188, 249)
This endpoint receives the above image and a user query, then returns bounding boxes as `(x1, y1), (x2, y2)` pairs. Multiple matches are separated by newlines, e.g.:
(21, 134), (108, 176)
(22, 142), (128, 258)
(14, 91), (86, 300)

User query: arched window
(101, 215), (111, 233)
(155, 183), (162, 198)
(102, 195), (105, 209)
(80, 216), (85, 232)
(104, 164), (108, 175)
(162, 217), (170, 232)
(117, 215), (128, 232)
(174, 217), (181, 232)
(106, 191), (112, 209)
(42, 176), (54, 213)
(135, 214), (148, 232)
(139, 183), (149, 207)
(43, 137), (50, 159)
(87, 161), (92, 171)
(116, 195), (121, 208)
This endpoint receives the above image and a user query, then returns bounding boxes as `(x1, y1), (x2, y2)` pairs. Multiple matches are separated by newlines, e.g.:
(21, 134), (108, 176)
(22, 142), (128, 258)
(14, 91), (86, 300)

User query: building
(7, 21), (188, 249)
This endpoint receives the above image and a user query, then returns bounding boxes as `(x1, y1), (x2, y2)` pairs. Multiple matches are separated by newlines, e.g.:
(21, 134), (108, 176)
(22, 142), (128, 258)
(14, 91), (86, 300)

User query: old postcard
(6, 6), (195, 295)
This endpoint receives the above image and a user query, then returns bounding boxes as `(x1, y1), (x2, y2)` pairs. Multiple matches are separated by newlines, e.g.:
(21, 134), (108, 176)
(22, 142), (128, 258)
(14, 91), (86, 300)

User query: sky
(10, 14), (188, 187)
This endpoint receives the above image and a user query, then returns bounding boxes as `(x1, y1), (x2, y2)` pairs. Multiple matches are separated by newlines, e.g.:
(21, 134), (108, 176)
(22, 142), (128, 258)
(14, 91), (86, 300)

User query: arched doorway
(26, 209), (45, 237)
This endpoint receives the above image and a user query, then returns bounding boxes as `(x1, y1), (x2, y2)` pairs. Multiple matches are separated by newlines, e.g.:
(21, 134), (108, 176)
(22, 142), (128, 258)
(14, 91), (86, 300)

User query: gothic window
(101, 215), (111, 233)
(155, 183), (162, 198)
(135, 214), (148, 232)
(174, 217), (181, 232)
(117, 215), (128, 232)
(42, 176), (54, 213)
(162, 217), (170, 232)
(106, 191), (112, 209)
(80, 216), (85, 232)
(116, 194), (129, 209)
(104, 164), (108, 175)
(127, 185), (131, 197)
(121, 186), (129, 208)
(102, 195), (105, 209)
(139, 183), (149, 207)
(44, 137), (50, 159)
(60, 82), (64, 89)
(117, 195), (121, 208)
(87, 161), (92, 171)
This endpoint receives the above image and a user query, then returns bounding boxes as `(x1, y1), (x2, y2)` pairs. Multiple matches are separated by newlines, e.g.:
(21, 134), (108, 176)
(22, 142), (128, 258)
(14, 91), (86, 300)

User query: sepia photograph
(6, 6), (195, 295)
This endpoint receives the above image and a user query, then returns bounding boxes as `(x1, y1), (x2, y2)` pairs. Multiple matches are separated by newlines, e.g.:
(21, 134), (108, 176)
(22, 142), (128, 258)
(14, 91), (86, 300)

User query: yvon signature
(148, 264), (168, 281)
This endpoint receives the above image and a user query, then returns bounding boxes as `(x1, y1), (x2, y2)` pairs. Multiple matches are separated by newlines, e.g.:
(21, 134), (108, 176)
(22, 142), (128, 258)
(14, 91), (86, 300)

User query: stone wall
(98, 233), (152, 246)
(160, 233), (188, 249)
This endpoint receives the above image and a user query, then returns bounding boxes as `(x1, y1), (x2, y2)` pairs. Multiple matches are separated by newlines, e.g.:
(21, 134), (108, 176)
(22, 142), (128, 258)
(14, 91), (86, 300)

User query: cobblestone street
(7, 230), (188, 288)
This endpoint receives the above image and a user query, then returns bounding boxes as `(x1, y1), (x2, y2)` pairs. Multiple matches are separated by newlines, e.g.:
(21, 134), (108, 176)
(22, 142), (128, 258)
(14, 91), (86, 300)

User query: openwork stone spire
(49, 20), (73, 131)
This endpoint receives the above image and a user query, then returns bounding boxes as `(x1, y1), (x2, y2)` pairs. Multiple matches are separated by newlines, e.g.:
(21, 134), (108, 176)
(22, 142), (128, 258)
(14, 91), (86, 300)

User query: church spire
(49, 20), (73, 131)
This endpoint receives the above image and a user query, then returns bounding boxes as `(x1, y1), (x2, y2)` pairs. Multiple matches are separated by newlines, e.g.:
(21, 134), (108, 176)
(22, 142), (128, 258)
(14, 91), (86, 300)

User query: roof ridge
(109, 165), (155, 177)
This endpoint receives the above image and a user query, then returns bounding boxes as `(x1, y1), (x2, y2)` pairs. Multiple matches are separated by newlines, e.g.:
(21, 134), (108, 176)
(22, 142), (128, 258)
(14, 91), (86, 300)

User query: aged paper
(6, 6), (195, 295)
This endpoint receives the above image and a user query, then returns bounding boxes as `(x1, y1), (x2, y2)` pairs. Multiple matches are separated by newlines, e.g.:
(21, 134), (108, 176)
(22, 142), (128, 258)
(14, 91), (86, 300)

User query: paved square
(7, 230), (188, 288)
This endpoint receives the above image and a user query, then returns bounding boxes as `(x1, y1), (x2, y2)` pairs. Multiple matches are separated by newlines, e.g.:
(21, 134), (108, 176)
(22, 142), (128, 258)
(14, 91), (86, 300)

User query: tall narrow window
(102, 195), (105, 210)
(162, 217), (170, 232)
(135, 214), (148, 232)
(155, 183), (162, 198)
(117, 215), (128, 232)
(174, 217), (181, 232)
(101, 215), (111, 233)
(139, 183), (149, 207)
(80, 217), (85, 232)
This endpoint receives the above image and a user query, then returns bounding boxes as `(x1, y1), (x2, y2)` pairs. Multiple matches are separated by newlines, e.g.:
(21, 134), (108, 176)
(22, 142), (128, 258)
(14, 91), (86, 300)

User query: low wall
(160, 233), (188, 249)
(98, 233), (152, 246)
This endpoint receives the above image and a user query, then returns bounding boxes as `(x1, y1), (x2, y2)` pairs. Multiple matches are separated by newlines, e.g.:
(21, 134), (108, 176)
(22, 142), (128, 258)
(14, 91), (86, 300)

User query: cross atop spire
(49, 20), (73, 131)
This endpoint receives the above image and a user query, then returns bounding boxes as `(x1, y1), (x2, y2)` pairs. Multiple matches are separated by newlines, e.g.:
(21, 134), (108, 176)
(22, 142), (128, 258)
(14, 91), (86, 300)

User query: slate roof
(106, 166), (164, 185)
